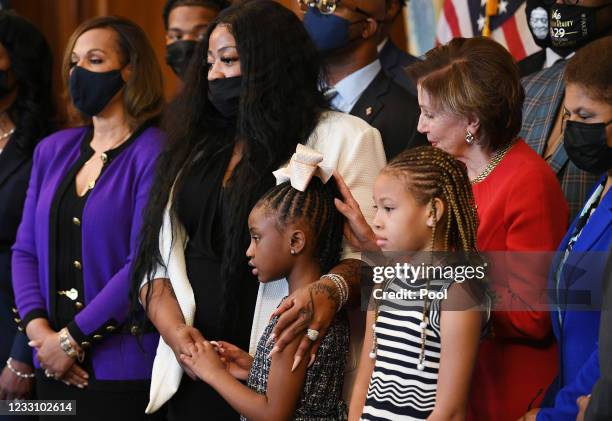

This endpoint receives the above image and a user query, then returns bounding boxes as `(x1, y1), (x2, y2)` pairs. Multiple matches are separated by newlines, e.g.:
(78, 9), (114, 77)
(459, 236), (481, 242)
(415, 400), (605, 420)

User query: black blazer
(585, 250), (612, 421)
(0, 138), (33, 365)
(350, 70), (427, 160)
(379, 40), (419, 95)
(518, 50), (546, 78)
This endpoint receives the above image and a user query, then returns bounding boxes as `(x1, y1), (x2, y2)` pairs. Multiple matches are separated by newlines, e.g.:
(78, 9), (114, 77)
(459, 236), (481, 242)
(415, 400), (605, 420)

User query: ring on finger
(44, 369), (54, 378)
(306, 328), (319, 341)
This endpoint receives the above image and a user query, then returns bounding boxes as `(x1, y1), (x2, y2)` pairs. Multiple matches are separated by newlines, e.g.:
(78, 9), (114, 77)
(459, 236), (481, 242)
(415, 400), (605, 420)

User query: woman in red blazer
(408, 37), (568, 421)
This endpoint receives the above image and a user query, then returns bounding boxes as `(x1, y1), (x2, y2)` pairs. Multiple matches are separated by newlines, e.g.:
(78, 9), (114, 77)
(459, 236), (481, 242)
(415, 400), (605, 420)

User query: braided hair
(256, 177), (344, 274)
(384, 146), (478, 252)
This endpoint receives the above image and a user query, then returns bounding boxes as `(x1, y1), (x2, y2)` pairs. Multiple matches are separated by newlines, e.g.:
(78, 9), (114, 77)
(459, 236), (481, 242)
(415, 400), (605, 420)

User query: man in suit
(300, 0), (426, 160)
(519, 0), (611, 220)
(378, 0), (419, 93)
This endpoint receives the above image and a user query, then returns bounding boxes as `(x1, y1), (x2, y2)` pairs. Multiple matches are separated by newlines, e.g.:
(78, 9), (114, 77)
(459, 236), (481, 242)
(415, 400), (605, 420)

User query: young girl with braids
(337, 146), (489, 420)
(178, 145), (349, 420)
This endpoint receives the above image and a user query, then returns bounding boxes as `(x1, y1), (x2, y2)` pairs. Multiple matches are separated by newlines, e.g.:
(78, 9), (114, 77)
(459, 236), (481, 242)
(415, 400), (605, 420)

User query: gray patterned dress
(243, 304), (349, 421)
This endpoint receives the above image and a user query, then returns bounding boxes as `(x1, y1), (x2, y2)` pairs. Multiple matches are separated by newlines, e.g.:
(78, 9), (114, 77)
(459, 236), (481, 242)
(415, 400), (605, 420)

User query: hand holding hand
(179, 341), (226, 384)
(29, 332), (74, 379)
(60, 363), (89, 389)
(165, 324), (205, 380)
(213, 341), (253, 380)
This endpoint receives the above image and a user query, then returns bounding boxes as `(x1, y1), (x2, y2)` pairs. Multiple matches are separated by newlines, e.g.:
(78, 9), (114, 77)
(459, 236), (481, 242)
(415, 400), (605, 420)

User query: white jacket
(144, 111), (386, 413)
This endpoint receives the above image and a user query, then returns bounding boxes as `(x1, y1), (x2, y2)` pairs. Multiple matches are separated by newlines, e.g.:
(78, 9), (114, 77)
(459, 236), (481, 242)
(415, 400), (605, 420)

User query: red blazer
(468, 139), (568, 421)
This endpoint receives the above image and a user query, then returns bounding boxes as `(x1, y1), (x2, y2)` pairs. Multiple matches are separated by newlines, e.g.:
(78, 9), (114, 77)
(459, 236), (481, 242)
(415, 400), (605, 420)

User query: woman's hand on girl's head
(213, 341), (253, 381)
(333, 172), (379, 252)
(179, 341), (226, 384)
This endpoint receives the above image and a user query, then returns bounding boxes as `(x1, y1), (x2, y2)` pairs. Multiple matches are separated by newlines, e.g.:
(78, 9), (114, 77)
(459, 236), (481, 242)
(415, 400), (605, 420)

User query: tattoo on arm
(310, 282), (340, 310)
(295, 294), (314, 332)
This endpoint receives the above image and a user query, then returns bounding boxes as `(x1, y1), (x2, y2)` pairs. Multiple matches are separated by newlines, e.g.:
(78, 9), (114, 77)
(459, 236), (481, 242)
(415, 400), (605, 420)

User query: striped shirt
(362, 277), (449, 421)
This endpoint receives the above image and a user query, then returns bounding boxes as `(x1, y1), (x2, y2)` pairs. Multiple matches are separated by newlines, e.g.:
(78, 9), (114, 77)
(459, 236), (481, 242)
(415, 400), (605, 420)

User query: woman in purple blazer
(11, 17), (164, 421)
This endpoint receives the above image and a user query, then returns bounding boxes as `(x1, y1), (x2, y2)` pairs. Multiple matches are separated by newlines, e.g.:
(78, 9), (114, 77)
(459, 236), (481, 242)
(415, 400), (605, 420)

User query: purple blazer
(12, 126), (162, 382)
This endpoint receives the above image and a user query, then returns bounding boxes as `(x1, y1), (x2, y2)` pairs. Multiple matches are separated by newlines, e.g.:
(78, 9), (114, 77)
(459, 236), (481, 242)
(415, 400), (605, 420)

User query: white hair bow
(273, 144), (333, 192)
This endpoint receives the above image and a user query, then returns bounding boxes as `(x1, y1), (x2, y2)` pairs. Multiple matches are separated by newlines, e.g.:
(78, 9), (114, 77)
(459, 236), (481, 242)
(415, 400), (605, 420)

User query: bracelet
(321, 274), (349, 311)
(59, 328), (84, 362)
(5, 358), (35, 379)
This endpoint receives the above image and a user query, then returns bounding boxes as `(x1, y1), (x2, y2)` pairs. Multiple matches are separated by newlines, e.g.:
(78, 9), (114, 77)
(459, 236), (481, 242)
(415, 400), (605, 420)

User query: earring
(290, 249), (296, 255)
(465, 130), (475, 145)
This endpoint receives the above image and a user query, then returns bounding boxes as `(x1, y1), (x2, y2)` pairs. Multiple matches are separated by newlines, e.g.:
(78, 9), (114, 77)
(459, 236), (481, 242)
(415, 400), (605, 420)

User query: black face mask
(166, 40), (197, 80)
(208, 76), (242, 119)
(564, 120), (612, 174)
(549, 3), (611, 57)
(69, 66), (125, 117)
(0, 70), (14, 98)
(525, 0), (551, 49)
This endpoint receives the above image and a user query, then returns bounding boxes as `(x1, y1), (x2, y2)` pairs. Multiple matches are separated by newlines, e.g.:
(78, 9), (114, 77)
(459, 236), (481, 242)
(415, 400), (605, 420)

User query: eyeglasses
(297, 0), (365, 15)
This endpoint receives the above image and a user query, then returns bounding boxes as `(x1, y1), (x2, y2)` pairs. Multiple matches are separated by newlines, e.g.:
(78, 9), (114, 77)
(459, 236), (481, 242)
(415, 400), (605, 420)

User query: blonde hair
(383, 146), (478, 251)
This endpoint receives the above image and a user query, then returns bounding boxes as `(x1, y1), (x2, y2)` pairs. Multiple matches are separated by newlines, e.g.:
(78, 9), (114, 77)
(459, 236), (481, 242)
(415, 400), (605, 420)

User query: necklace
(470, 141), (514, 184)
(80, 131), (132, 196)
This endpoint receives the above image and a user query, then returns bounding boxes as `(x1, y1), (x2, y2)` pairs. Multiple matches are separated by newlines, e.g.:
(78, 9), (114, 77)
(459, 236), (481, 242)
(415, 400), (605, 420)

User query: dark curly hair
(162, 0), (231, 29)
(132, 0), (327, 330)
(565, 35), (612, 105)
(0, 10), (55, 152)
(257, 177), (344, 275)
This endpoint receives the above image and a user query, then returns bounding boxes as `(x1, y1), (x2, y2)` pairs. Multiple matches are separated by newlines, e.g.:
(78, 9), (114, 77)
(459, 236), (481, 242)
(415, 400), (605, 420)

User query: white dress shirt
(328, 59), (382, 113)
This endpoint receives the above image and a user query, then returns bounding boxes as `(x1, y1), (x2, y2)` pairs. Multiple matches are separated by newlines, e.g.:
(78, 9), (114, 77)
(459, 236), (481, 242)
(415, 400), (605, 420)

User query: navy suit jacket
(379, 39), (419, 95)
(349, 70), (427, 160)
(0, 138), (33, 365)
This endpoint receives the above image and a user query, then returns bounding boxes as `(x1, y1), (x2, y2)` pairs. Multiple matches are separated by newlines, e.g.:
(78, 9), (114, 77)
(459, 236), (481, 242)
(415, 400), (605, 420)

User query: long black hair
(0, 10), (55, 151)
(131, 0), (327, 328)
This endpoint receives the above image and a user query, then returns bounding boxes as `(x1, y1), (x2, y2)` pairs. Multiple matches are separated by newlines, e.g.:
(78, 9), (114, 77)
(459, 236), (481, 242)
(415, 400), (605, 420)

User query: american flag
(436, 0), (540, 61)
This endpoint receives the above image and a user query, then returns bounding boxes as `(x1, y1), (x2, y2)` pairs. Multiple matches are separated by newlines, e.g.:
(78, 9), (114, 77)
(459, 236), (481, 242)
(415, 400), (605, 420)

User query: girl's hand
(0, 360), (34, 400)
(333, 172), (379, 252)
(179, 341), (225, 384)
(165, 324), (206, 380)
(213, 341), (253, 381)
(29, 333), (74, 379)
